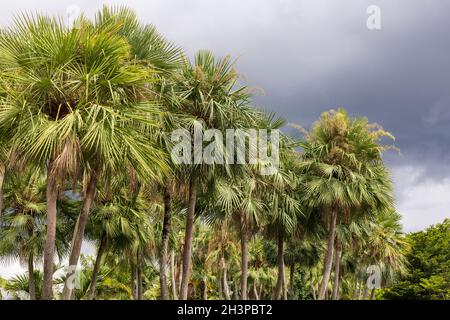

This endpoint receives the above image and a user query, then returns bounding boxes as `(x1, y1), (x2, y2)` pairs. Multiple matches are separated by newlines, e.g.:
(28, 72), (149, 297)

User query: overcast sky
(1, 0), (449, 277)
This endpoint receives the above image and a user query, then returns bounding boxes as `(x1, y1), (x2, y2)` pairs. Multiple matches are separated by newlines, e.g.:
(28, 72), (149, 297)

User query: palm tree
(284, 238), (322, 300)
(84, 183), (155, 300)
(60, 10), (173, 299)
(202, 174), (266, 300)
(2, 270), (44, 300)
(364, 209), (409, 299)
(94, 6), (185, 301)
(300, 109), (395, 300)
(0, 10), (170, 299)
(0, 169), (46, 300)
(0, 167), (77, 299)
(264, 148), (303, 300)
(0, 16), (81, 298)
(167, 50), (259, 299)
(330, 219), (366, 300)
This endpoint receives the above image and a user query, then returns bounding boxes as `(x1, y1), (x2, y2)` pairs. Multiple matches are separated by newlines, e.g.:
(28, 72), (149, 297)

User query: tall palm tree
(203, 174), (266, 300)
(0, 16), (80, 298)
(0, 167), (76, 299)
(300, 109), (395, 300)
(262, 143), (303, 300)
(0, 10), (170, 299)
(84, 183), (155, 300)
(0, 169), (46, 300)
(60, 10), (173, 299)
(167, 50), (259, 299)
(94, 6), (185, 301)
(330, 218), (366, 300)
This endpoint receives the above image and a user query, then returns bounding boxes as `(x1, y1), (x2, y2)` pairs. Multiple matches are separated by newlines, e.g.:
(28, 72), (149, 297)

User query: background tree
(380, 219), (449, 300)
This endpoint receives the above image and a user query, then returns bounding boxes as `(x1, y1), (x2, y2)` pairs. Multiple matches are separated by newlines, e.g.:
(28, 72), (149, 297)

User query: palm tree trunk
(289, 263), (295, 300)
(223, 261), (231, 300)
(252, 281), (260, 300)
(239, 212), (248, 300)
(137, 252), (143, 300)
(0, 163), (4, 223)
(310, 271), (316, 300)
(274, 232), (285, 300)
(130, 259), (137, 300)
(358, 282), (364, 300)
(362, 286), (368, 300)
(170, 250), (178, 300)
(160, 186), (171, 300)
(87, 232), (107, 300)
(318, 208), (338, 300)
(28, 252), (36, 300)
(217, 268), (223, 300)
(177, 257), (182, 296)
(352, 281), (359, 300)
(234, 280), (239, 300)
(62, 170), (99, 299)
(26, 225), (36, 300)
(180, 176), (197, 300)
(370, 287), (376, 300)
(283, 277), (288, 300)
(42, 160), (58, 300)
(332, 241), (342, 300)
(200, 275), (207, 300)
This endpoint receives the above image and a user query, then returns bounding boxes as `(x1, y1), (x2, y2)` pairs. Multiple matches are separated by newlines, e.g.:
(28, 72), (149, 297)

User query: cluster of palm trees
(0, 6), (408, 300)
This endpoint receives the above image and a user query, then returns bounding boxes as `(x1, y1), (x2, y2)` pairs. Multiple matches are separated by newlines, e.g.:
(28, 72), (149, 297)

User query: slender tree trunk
(370, 288), (376, 300)
(180, 176), (197, 300)
(353, 281), (359, 300)
(234, 280), (239, 300)
(239, 213), (248, 300)
(358, 282), (364, 300)
(310, 273), (317, 300)
(42, 160), (58, 300)
(252, 281), (260, 300)
(217, 268), (223, 300)
(318, 208), (338, 300)
(283, 277), (288, 300)
(25, 224), (37, 300)
(0, 163), (4, 223)
(130, 259), (137, 300)
(332, 241), (342, 300)
(137, 252), (143, 300)
(223, 261), (231, 300)
(274, 232), (285, 300)
(160, 186), (171, 300)
(170, 250), (178, 300)
(62, 170), (99, 299)
(177, 257), (182, 297)
(87, 232), (107, 300)
(28, 252), (36, 300)
(362, 286), (368, 300)
(200, 275), (207, 300)
(289, 263), (295, 300)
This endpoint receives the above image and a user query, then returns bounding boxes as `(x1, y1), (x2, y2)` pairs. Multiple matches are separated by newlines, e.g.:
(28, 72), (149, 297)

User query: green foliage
(380, 219), (450, 300)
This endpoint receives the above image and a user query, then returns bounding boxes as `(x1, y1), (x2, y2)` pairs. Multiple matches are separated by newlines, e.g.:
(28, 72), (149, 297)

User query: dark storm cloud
(128, 0), (450, 182)
(227, 0), (450, 182)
